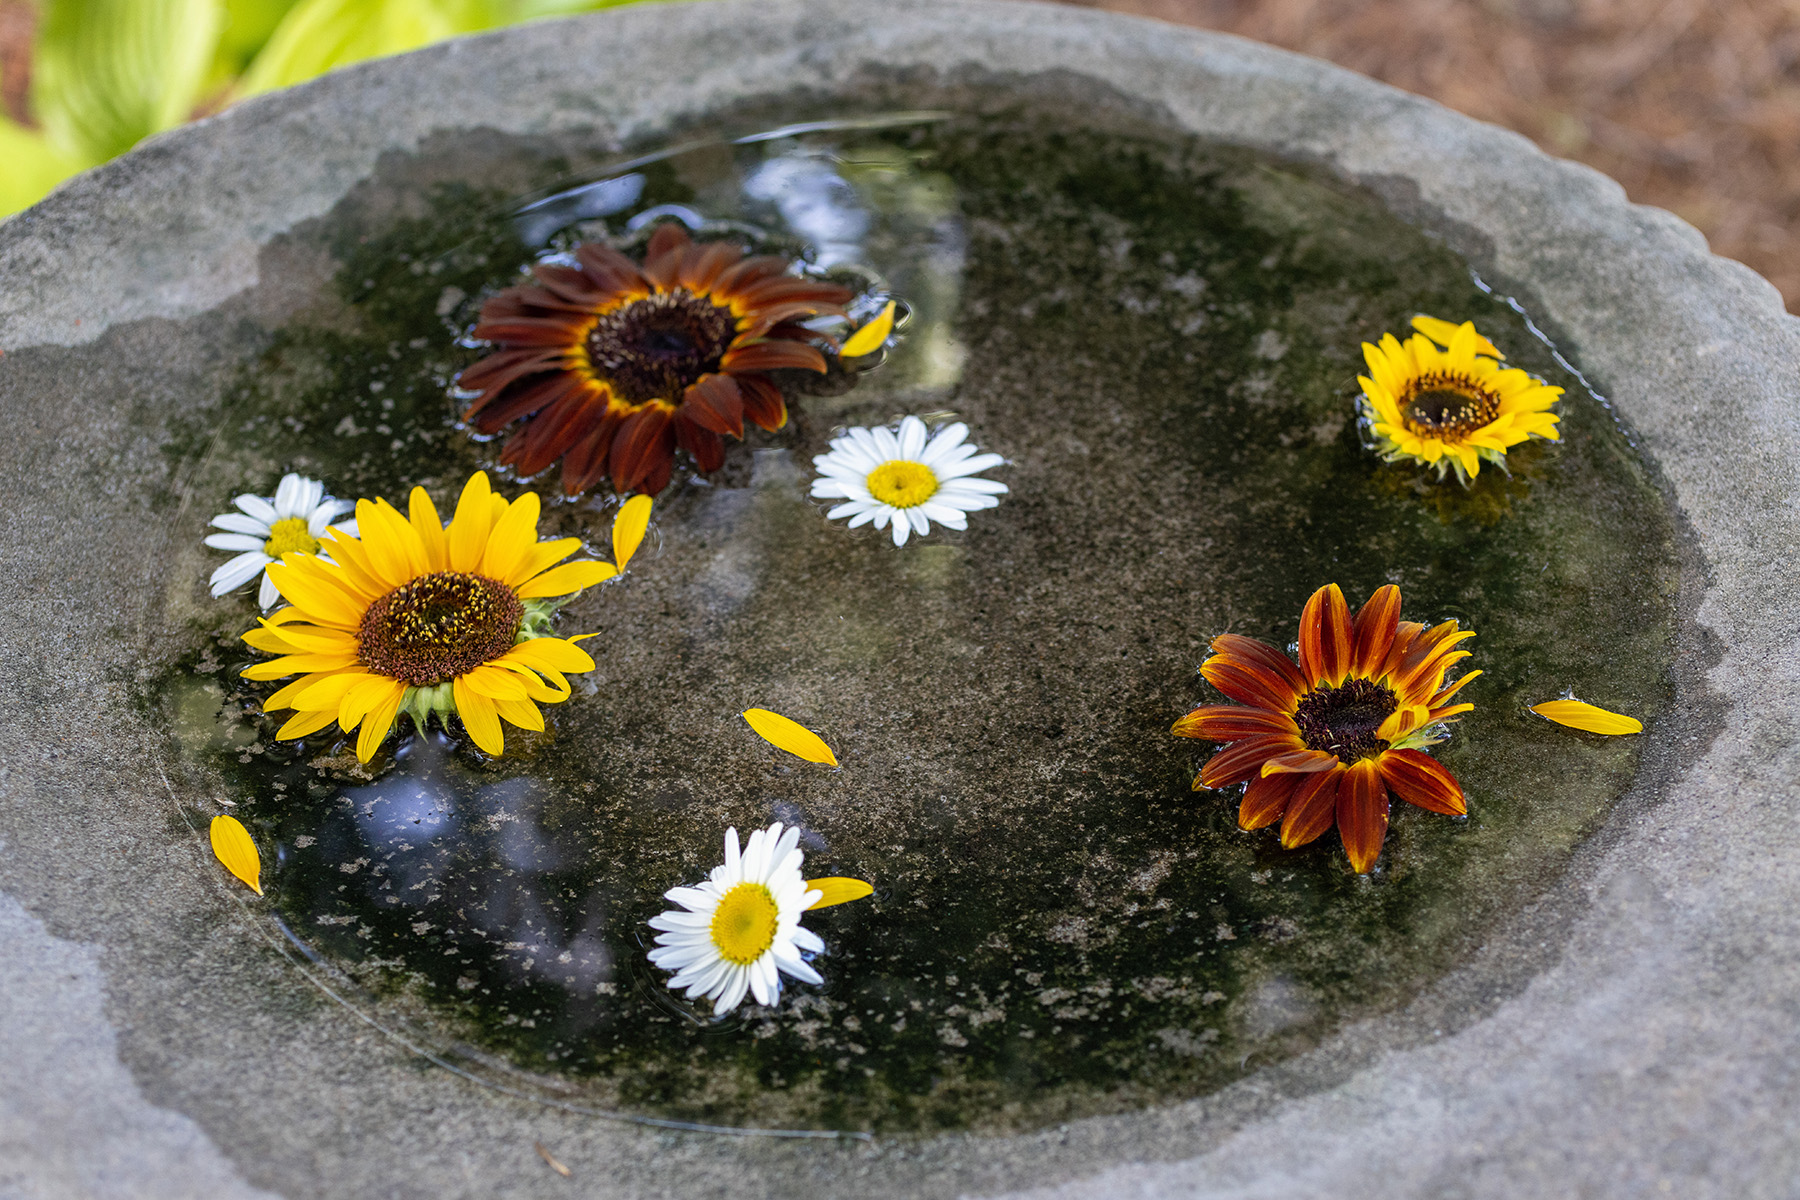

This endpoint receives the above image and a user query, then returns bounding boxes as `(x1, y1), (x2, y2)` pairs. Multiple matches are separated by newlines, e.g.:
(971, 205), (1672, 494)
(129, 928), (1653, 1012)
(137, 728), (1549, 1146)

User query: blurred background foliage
(0, 0), (645, 215)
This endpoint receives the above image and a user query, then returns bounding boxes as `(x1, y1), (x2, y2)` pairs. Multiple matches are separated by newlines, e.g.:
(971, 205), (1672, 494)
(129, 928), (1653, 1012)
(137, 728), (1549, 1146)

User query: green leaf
(214, 0), (308, 76)
(239, 0), (489, 96)
(32, 0), (226, 163)
(0, 117), (89, 218)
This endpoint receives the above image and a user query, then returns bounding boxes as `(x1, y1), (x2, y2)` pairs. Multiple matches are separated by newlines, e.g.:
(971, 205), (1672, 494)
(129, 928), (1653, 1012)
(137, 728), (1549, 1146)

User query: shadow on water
(152, 107), (1682, 1132)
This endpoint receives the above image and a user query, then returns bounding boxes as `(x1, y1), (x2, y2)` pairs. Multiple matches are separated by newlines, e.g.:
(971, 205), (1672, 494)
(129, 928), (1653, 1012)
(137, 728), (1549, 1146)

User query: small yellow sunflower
(1358, 315), (1563, 483)
(240, 471), (625, 762)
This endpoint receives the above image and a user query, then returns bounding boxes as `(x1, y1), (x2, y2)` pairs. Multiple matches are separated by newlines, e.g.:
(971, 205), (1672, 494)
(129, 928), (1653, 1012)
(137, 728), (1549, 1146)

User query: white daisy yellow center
(866, 460), (938, 509)
(263, 516), (321, 559)
(711, 882), (780, 965)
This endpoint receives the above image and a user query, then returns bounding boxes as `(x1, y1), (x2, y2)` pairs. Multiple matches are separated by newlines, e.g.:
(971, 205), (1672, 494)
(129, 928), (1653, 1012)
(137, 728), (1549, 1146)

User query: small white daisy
(204, 473), (357, 610)
(647, 822), (825, 1015)
(811, 415), (1007, 546)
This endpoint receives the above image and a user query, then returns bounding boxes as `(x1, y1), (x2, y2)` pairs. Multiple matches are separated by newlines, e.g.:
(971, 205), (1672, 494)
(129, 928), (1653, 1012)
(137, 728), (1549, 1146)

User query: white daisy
(811, 415), (1008, 546)
(204, 473), (357, 610)
(647, 822), (825, 1015)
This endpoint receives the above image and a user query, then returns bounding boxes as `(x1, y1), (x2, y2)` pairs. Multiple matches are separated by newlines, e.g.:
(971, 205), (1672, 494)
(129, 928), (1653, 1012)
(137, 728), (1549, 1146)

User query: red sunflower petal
(1210, 633), (1308, 698)
(501, 393), (600, 475)
(609, 405), (676, 494)
(1239, 771), (1301, 830)
(466, 374), (592, 433)
(736, 276), (855, 309)
(674, 416), (726, 473)
(531, 263), (614, 306)
(1336, 759), (1388, 874)
(1351, 584), (1401, 678)
(677, 241), (743, 294)
(722, 340), (829, 374)
(560, 409), (624, 495)
(1298, 584), (1353, 687)
(573, 242), (644, 282)
(1201, 657), (1301, 713)
(641, 224), (692, 288)
(1376, 749), (1467, 815)
(472, 316), (593, 347)
(1172, 705), (1298, 740)
(736, 374), (788, 430)
(458, 348), (567, 396)
(1198, 734), (1302, 789)
(1260, 748), (1340, 775)
(1280, 768), (1344, 848)
(679, 374), (745, 437)
(711, 255), (791, 296)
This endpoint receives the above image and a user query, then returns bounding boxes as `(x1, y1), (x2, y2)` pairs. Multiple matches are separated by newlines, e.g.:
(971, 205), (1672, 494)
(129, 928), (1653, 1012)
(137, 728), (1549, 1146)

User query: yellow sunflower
(240, 471), (636, 761)
(1358, 315), (1563, 483)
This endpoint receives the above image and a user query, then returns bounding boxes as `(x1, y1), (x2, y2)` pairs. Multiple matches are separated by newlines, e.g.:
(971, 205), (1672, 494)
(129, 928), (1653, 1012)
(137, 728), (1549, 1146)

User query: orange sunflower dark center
(1293, 677), (1397, 765)
(587, 289), (738, 405)
(1401, 372), (1501, 439)
(357, 571), (523, 687)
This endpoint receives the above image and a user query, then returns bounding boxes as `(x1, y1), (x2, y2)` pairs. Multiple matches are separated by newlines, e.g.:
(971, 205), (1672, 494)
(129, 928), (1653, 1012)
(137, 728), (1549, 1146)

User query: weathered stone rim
(1, 1), (1795, 1195)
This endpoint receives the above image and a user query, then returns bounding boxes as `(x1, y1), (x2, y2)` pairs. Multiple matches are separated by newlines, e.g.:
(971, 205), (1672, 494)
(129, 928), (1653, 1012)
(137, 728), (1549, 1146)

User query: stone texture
(1, 1), (1796, 1196)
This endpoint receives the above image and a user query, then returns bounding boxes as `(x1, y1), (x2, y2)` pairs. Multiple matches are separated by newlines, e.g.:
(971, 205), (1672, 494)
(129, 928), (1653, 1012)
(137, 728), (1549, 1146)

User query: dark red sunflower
(1172, 583), (1480, 874)
(459, 223), (853, 495)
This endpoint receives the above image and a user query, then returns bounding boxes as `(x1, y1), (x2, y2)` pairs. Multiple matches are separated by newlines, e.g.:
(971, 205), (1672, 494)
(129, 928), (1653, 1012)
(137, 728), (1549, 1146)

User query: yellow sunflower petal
(408, 486), (449, 572)
(241, 652), (360, 681)
(264, 559), (365, 629)
(502, 637), (595, 675)
(805, 877), (873, 909)
(1412, 315), (1502, 358)
(461, 664), (530, 701)
(506, 536), (583, 589)
(355, 684), (407, 763)
(452, 677), (505, 756)
(741, 708), (838, 766)
(515, 560), (617, 600)
(613, 494), (652, 570)
(841, 300), (896, 357)
(210, 815), (263, 896)
(447, 471), (494, 573)
(316, 528), (394, 597)
(480, 490), (541, 582)
(277, 707), (342, 739)
(340, 674), (405, 729)
(494, 697), (546, 732)
(264, 667), (361, 713)
(1530, 699), (1642, 735)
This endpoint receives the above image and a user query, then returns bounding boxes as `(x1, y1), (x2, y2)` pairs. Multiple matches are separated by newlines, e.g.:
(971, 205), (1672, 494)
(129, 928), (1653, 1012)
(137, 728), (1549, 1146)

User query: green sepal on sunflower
(1172, 583), (1480, 874)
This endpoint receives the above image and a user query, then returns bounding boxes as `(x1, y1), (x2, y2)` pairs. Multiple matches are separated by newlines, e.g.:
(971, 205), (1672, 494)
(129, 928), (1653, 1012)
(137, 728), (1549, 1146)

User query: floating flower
(209, 814), (263, 895)
(240, 471), (622, 762)
(459, 223), (853, 496)
(810, 415), (1007, 546)
(1530, 697), (1642, 735)
(741, 707), (838, 766)
(840, 299), (897, 358)
(1172, 584), (1480, 874)
(1357, 316), (1562, 483)
(648, 822), (871, 1015)
(205, 473), (356, 610)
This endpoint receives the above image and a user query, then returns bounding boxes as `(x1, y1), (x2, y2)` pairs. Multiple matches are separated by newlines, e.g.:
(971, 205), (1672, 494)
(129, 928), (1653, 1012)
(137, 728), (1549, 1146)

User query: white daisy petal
(716, 972), (751, 1015)
(258, 572), (282, 610)
(233, 494), (278, 525)
(920, 503), (968, 529)
(908, 508), (931, 536)
(209, 551), (271, 595)
(891, 515), (911, 545)
(204, 532), (267, 552)
(897, 414), (928, 459)
(211, 511), (271, 536)
(793, 926), (826, 954)
(938, 452), (1007, 480)
(812, 415), (1006, 547)
(921, 422), (969, 463)
(299, 477), (325, 515)
(273, 473), (304, 516)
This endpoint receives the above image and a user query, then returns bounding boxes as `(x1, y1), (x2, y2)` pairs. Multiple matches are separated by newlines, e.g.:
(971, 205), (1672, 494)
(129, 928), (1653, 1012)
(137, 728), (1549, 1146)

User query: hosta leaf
(741, 708), (838, 766)
(32, 0), (225, 163)
(0, 118), (88, 218)
(238, 0), (485, 97)
(209, 814), (264, 895)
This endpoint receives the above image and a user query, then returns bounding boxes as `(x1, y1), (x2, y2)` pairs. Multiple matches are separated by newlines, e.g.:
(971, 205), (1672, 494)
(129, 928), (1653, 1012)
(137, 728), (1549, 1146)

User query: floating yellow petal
(741, 708), (838, 766)
(1530, 699), (1643, 735)
(841, 300), (897, 358)
(613, 494), (652, 571)
(805, 878), (874, 910)
(209, 815), (263, 895)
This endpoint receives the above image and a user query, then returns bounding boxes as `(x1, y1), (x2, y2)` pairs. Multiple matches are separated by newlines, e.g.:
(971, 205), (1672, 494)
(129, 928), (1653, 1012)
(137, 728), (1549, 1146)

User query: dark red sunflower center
(1402, 372), (1501, 440)
(586, 289), (738, 405)
(357, 571), (523, 687)
(1293, 677), (1398, 765)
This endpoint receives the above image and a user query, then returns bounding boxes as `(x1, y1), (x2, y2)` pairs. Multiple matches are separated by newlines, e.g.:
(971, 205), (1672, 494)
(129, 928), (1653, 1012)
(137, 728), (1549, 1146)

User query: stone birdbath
(2, 0), (1797, 1196)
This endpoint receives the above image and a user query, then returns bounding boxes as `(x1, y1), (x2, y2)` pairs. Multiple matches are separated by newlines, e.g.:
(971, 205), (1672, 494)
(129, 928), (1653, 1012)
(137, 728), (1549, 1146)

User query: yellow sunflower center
(866, 460), (938, 509)
(263, 517), (321, 559)
(1400, 372), (1502, 441)
(357, 571), (524, 687)
(1294, 676), (1399, 765)
(710, 882), (780, 966)
(586, 288), (738, 405)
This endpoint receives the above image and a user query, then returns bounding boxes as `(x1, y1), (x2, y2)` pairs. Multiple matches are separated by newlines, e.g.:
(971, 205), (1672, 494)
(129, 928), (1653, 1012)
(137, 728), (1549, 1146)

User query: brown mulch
(2, 0), (1796, 306)
(1058, 0), (1800, 308)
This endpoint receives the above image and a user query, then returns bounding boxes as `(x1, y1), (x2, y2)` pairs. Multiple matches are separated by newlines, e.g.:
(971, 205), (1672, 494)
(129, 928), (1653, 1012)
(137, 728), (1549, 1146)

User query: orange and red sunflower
(1173, 584), (1480, 873)
(459, 223), (853, 496)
